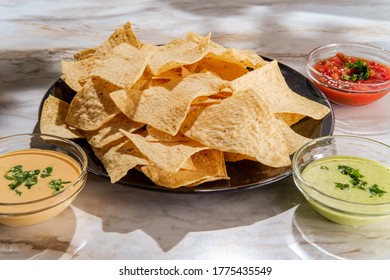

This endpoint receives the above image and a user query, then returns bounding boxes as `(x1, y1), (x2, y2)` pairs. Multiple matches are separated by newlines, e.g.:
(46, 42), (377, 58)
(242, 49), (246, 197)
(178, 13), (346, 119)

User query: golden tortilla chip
(140, 149), (229, 188)
(185, 88), (291, 168)
(90, 43), (149, 89)
(230, 60), (330, 120)
(83, 113), (144, 148)
(40, 95), (84, 139)
(223, 152), (256, 162)
(74, 22), (143, 60)
(122, 72), (228, 135)
(121, 130), (208, 173)
(65, 77), (121, 131)
(276, 118), (310, 155)
(93, 139), (148, 183)
(145, 125), (190, 142)
(180, 157), (197, 171)
(194, 56), (249, 81)
(60, 58), (97, 92)
(109, 88), (141, 120)
(146, 34), (211, 75)
(187, 32), (267, 69)
(275, 112), (306, 126)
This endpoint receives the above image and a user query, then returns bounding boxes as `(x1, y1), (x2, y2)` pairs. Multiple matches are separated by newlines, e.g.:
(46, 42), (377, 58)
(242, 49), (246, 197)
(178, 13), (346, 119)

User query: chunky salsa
(313, 53), (390, 105)
(315, 52), (390, 86)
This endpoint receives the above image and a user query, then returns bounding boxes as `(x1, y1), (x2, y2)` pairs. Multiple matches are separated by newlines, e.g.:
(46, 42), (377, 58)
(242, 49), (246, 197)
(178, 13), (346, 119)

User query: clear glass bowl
(292, 135), (390, 226)
(306, 43), (390, 106)
(0, 133), (88, 226)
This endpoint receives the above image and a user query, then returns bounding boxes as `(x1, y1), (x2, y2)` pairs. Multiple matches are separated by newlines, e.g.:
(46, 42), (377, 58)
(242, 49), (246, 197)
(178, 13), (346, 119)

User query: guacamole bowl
(292, 135), (390, 226)
(0, 133), (88, 226)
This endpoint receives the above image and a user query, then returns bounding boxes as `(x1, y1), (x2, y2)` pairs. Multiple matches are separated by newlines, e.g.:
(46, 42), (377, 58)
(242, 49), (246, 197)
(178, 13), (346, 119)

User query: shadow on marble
(73, 174), (303, 252)
(291, 202), (390, 260)
(0, 207), (78, 260)
(0, 49), (65, 86)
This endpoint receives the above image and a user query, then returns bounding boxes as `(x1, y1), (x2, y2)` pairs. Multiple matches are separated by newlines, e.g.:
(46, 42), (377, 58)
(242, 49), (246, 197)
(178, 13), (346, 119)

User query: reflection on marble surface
(1, 0), (390, 260)
(0, 207), (77, 260)
(293, 203), (390, 260)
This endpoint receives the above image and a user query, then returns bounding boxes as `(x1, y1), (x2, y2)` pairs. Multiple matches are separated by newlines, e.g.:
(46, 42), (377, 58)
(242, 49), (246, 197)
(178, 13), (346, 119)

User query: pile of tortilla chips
(40, 22), (330, 189)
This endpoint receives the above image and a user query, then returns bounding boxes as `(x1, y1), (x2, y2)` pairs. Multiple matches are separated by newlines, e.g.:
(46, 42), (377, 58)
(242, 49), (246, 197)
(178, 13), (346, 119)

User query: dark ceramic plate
(37, 60), (334, 193)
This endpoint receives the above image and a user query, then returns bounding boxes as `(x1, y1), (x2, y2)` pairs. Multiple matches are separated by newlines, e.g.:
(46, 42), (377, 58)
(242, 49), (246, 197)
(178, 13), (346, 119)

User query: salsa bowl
(306, 43), (390, 106)
(0, 133), (88, 226)
(292, 135), (390, 226)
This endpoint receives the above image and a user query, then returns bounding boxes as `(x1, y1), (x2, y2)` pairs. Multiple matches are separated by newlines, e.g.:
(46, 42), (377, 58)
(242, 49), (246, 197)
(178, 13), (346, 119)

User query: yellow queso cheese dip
(0, 149), (83, 226)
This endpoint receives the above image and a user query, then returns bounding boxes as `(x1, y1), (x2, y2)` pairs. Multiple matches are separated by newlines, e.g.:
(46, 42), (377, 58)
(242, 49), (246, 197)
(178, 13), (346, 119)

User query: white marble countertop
(1, 0), (390, 260)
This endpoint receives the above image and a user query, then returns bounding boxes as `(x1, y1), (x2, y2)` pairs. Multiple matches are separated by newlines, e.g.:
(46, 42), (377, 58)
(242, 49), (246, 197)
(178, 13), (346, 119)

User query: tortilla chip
(93, 139), (148, 183)
(121, 130), (208, 173)
(147, 34), (211, 75)
(187, 32), (267, 69)
(145, 125), (190, 143)
(109, 88), (141, 120)
(74, 22), (143, 60)
(83, 113), (144, 148)
(140, 149), (229, 188)
(276, 118), (311, 154)
(40, 95), (84, 139)
(223, 152), (256, 162)
(65, 77), (121, 131)
(90, 43), (149, 89)
(184, 88), (291, 168)
(194, 56), (248, 81)
(126, 72), (229, 135)
(275, 112), (306, 126)
(180, 157), (197, 171)
(61, 58), (96, 92)
(230, 60), (330, 120)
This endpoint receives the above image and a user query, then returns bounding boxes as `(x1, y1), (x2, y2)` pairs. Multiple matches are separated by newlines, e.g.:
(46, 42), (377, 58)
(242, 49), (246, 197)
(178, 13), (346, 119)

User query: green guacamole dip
(302, 155), (390, 204)
(300, 155), (390, 226)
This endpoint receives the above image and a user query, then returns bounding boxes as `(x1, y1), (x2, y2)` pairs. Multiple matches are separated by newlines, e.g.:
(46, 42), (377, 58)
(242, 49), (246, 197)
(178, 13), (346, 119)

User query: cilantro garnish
(369, 184), (387, 197)
(41, 166), (53, 178)
(335, 164), (386, 198)
(48, 179), (71, 194)
(4, 165), (71, 196)
(335, 182), (349, 190)
(4, 165), (40, 195)
(342, 59), (370, 81)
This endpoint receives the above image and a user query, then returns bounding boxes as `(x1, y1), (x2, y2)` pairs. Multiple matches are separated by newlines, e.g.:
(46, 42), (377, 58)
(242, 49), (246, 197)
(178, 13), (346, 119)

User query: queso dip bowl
(292, 135), (390, 226)
(0, 133), (88, 226)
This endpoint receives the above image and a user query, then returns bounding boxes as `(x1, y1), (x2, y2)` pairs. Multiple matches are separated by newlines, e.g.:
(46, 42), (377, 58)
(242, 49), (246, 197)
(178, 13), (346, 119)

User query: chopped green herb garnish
(320, 165), (329, 171)
(337, 165), (363, 179)
(336, 164), (385, 198)
(14, 189), (22, 196)
(335, 182), (349, 190)
(4, 165), (41, 194)
(25, 175), (39, 188)
(41, 166), (53, 178)
(342, 59), (370, 81)
(351, 178), (367, 190)
(369, 184), (387, 197)
(48, 179), (71, 194)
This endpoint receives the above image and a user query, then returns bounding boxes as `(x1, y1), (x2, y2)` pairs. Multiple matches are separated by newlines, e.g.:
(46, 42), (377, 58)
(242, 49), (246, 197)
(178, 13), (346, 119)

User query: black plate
(37, 60), (334, 193)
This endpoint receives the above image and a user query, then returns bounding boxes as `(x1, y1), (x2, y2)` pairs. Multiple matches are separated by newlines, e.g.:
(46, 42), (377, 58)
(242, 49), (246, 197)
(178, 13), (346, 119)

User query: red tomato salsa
(313, 52), (390, 105)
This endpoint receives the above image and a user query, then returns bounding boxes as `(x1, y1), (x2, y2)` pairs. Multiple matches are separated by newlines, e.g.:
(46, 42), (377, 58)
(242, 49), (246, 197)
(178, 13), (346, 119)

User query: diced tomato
(313, 52), (390, 106)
